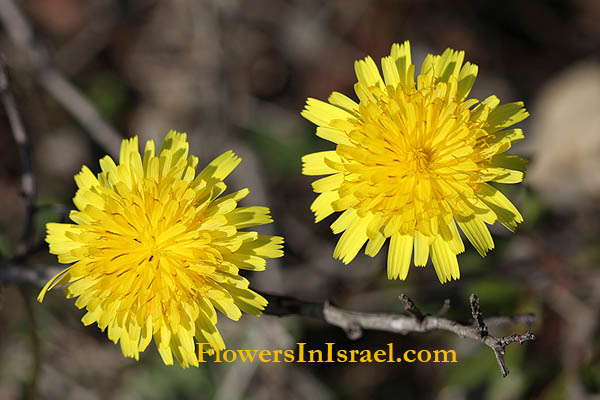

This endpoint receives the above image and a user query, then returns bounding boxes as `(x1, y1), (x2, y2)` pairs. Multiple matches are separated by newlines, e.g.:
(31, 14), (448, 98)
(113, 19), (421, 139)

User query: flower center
(409, 148), (431, 172)
(109, 185), (194, 266)
(141, 233), (161, 260)
(334, 81), (486, 227)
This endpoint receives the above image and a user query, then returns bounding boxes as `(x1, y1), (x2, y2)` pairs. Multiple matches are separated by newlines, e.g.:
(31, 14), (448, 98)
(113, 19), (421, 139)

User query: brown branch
(262, 291), (534, 377)
(0, 56), (36, 258)
(0, 0), (122, 158)
(0, 262), (536, 377)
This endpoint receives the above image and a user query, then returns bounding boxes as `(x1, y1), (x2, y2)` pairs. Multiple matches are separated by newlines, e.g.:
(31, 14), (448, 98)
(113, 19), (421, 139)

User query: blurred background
(1, 0), (599, 399)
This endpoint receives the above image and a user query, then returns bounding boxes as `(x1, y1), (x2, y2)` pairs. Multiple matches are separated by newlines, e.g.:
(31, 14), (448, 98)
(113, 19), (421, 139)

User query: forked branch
(262, 291), (535, 377)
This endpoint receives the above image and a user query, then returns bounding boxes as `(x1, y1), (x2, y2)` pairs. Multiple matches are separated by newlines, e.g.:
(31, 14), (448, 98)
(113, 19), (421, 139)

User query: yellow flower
(38, 131), (284, 367)
(301, 41), (528, 283)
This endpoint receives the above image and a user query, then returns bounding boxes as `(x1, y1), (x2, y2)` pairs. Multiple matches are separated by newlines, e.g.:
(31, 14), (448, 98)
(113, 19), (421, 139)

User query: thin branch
(0, 263), (536, 377)
(266, 292), (534, 377)
(0, 57), (36, 258)
(0, 0), (122, 158)
(470, 293), (489, 338)
(0, 262), (60, 285)
(436, 298), (451, 317)
(399, 293), (425, 321)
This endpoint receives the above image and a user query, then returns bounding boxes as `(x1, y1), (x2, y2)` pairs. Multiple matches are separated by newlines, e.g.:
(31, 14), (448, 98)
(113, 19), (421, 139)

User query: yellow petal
(430, 238), (460, 284)
(457, 216), (494, 256)
(413, 231), (430, 266)
(302, 151), (342, 175)
(457, 62), (478, 101)
(328, 92), (359, 114)
(478, 183), (523, 231)
(381, 55), (400, 88)
(333, 214), (371, 264)
(37, 266), (71, 302)
(388, 233), (413, 280)
(365, 231), (386, 257)
(197, 150), (241, 182)
(488, 102), (529, 132)
(226, 206), (272, 228)
(390, 41), (413, 88)
(302, 98), (355, 127)
(119, 136), (139, 166)
(354, 56), (384, 89)
(311, 191), (339, 223)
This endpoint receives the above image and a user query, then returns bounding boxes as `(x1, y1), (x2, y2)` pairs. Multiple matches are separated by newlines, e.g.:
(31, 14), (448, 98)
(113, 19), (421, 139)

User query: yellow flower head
(301, 41), (528, 283)
(38, 131), (284, 367)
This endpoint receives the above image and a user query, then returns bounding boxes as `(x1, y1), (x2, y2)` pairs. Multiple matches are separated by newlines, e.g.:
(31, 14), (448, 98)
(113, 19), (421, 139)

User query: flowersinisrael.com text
(197, 342), (458, 363)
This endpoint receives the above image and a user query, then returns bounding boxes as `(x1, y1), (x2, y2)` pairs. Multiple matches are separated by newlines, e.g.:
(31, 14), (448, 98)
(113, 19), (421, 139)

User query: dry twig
(262, 291), (535, 377)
